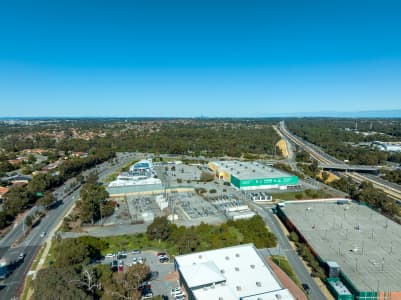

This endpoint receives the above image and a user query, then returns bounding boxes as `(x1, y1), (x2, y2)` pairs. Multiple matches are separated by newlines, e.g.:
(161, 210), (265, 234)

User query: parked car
(132, 249), (141, 254)
(117, 253), (127, 259)
(171, 288), (183, 296)
(105, 253), (115, 259)
(110, 260), (118, 272)
(139, 282), (151, 291)
(18, 253), (25, 260)
(156, 252), (166, 257)
(159, 256), (169, 263)
(302, 283), (312, 295)
(141, 288), (153, 297)
(40, 232), (46, 238)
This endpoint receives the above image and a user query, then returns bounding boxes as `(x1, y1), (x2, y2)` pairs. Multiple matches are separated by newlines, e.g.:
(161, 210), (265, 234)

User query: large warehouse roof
(175, 244), (295, 300)
(211, 160), (292, 180)
(281, 201), (401, 292)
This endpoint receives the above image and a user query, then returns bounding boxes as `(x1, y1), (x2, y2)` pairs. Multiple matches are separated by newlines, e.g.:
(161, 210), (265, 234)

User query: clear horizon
(1, 0), (401, 117)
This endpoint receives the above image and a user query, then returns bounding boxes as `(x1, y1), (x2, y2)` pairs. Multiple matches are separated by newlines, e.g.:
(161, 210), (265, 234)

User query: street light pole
(22, 216), (25, 236)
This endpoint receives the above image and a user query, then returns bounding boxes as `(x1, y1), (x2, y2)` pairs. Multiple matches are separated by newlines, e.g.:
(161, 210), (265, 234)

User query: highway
(272, 124), (348, 198)
(250, 202), (328, 300)
(0, 152), (139, 300)
(345, 172), (401, 203)
(278, 121), (401, 201)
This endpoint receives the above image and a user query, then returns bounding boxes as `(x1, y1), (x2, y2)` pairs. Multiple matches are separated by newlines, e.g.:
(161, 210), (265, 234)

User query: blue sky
(1, 0), (401, 117)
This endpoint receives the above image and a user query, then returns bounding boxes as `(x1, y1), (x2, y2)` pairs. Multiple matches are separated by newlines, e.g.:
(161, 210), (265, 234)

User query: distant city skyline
(1, 0), (401, 117)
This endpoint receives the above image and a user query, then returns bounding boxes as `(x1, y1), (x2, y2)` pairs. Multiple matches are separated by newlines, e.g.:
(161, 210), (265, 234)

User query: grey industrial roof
(281, 201), (401, 292)
(212, 161), (293, 180)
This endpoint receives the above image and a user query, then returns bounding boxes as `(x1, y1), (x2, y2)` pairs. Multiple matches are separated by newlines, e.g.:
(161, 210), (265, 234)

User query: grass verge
(20, 274), (33, 300)
(99, 233), (178, 257)
(271, 255), (302, 287)
(271, 189), (333, 201)
(30, 242), (46, 271)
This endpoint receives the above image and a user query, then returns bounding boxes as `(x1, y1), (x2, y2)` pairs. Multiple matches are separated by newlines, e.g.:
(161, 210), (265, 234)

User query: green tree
(28, 154), (37, 164)
(85, 172), (99, 185)
(176, 227), (201, 254)
(37, 191), (55, 208)
(32, 266), (91, 300)
(54, 237), (104, 268)
(25, 215), (33, 228)
(200, 171), (214, 182)
(77, 183), (109, 224)
(321, 171), (329, 182)
(146, 216), (172, 241)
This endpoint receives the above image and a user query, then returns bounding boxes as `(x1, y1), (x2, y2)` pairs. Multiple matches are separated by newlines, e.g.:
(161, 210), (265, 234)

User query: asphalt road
(250, 203), (328, 300)
(0, 152), (139, 300)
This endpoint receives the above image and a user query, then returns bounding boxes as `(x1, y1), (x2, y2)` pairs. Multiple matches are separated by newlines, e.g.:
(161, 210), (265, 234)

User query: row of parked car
(170, 286), (186, 300)
(105, 249), (142, 259)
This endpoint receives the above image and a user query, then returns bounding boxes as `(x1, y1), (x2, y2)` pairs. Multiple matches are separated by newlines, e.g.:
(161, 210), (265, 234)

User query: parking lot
(156, 163), (202, 185)
(103, 250), (180, 299)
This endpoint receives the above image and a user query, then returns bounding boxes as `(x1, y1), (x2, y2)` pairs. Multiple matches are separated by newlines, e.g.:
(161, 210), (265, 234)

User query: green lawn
(98, 233), (178, 257)
(271, 189), (333, 201)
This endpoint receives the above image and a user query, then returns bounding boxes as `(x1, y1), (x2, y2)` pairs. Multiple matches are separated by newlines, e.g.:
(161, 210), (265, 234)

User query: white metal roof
(192, 284), (237, 300)
(175, 244), (294, 299)
(179, 261), (226, 288)
(242, 289), (295, 300)
(108, 176), (162, 187)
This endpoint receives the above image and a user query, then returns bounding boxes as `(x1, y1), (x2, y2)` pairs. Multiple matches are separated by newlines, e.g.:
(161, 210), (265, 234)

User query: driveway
(250, 202), (328, 300)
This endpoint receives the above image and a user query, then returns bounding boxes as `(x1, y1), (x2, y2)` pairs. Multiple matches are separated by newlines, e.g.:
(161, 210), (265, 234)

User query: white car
(138, 257), (144, 264)
(175, 294), (185, 300)
(170, 287), (181, 295)
(40, 232), (46, 238)
(132, 257), (138, 264)
(105, 253), (115, 259)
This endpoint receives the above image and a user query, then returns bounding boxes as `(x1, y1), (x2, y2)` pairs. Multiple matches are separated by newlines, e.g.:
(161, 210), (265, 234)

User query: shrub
(288, 231), (299, 243)
(200, 171), (214, 182)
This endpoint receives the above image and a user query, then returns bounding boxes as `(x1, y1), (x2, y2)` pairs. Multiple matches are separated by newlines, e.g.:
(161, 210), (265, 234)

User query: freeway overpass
(319, 164), (380, 174)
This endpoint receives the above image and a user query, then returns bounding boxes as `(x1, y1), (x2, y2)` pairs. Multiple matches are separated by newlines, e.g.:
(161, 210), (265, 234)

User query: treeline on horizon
(0, 121), (281, 158)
